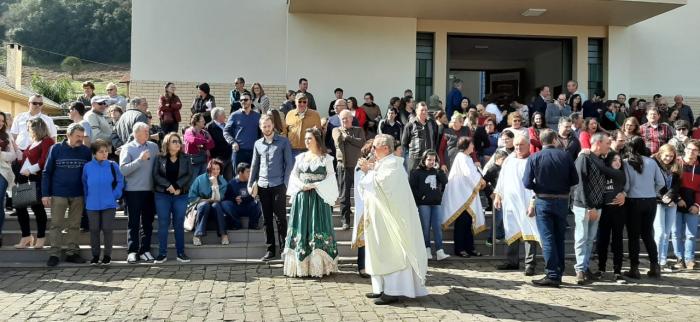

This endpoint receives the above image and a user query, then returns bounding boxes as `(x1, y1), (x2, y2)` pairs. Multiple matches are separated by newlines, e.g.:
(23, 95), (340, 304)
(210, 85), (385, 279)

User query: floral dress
(283, 153), (339, 277)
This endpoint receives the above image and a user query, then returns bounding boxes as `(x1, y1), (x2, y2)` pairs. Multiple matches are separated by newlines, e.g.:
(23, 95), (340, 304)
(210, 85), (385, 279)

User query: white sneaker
(436, 249), (451, 261)
(193, 236), (202, 246)
(127, 252), (138, 264)
(221, 235), (230, 245)
(140, 252), (155, 262)
(426, 247), (433, 260)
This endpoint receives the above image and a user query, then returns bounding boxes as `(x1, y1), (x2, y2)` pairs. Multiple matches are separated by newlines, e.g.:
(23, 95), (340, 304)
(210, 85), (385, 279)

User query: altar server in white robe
(493, 134), (541, 274)
(440, 136), (487, 257)
(359, 134), (428, 305)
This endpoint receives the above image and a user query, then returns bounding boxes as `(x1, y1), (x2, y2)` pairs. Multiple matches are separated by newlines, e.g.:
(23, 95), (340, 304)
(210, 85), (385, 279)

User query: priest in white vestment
(493, 134), (540, 274)
(359, 134), (428, 305)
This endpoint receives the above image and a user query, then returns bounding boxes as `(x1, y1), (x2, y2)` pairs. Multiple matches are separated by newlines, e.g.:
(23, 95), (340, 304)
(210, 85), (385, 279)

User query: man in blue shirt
(446, 79), (464, 120)
(523, 129), (579, 287)
(42, 123), (93, 267)
(222, 163), (261, 230)
(250, 115), (294, 261)
(224, 91), (261, 169)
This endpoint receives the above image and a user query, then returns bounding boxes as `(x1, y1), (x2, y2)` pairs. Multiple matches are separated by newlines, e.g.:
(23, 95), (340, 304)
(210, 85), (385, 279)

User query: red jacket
(529, 127), (543, 154)
(353, 108), (367, 129)
(158, 95), (182, 124)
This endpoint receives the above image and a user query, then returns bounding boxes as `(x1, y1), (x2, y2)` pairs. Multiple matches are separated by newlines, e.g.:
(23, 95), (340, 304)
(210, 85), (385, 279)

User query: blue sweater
(224, 109), (261, 150)
(82, 159), (124, 210)
(42, 141), (92, 198)
(224, 177), (255, 205)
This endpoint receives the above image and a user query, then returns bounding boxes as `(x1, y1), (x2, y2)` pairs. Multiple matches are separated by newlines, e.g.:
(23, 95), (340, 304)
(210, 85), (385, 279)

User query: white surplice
(494, 155), (540, 245)
(440, 152), (487, 234)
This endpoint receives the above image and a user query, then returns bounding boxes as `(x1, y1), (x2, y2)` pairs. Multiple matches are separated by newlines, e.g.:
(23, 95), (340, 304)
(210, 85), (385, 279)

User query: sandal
(14, 235), (35, 249)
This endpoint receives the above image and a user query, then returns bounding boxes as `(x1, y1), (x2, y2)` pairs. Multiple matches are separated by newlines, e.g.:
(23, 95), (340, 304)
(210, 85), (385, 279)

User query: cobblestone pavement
(0, 259), (698, 321)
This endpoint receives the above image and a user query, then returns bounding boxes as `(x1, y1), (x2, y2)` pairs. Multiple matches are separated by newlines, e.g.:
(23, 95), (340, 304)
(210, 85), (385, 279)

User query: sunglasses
(240, 98), (250, 102)
(97, 102), (107, 106)
(169, 140), (181, 144)
(298, 100), (308, 104)
(31, 102), (43, 106)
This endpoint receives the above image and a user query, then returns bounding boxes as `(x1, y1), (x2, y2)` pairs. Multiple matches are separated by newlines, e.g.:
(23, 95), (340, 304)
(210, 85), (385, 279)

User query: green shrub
(30, 73), (73, 104)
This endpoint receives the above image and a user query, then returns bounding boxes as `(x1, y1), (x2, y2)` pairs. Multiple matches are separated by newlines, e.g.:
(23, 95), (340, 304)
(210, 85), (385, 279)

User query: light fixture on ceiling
(522, 8), (547, 17)
(474, 45), (489, 49)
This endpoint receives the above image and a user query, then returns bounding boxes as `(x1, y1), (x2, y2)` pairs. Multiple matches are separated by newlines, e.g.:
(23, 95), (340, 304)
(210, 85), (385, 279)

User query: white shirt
(10, 112), (58, 150)
(485, 103), (503, 124)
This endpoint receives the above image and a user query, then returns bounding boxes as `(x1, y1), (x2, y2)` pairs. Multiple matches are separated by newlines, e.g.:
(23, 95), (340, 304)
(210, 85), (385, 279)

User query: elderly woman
(189, 158), (229, 246)
(153, 132), (193, 263)
(499, 112), (528, 147)
(184, 113), (215, 177)
(14, 118), (54, 249)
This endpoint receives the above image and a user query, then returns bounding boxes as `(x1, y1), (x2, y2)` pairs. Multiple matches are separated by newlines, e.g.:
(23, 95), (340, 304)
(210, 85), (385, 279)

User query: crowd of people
(0, 76), (697, 303)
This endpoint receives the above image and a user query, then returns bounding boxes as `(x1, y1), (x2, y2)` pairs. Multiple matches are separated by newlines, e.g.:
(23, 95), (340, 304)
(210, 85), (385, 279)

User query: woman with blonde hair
(14, 118), (54, 249)
(499, 112), (528, 147)
(652, 144), (682, 271)
(438, 113), (471, 172)
(251, 82), (271, 114)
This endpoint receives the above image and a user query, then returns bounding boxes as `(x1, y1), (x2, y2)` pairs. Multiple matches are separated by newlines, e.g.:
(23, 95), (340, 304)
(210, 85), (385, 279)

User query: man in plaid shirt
(640, 107), (674, 154)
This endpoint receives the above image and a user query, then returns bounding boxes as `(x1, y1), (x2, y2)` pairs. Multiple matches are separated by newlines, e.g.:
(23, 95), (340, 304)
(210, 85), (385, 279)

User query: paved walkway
(0, 260), (698, 321)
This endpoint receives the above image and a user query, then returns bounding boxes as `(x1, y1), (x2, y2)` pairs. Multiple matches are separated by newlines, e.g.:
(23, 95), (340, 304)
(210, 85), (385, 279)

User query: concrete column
(434, 31), (448, 100)
(573, 35), (589, 95)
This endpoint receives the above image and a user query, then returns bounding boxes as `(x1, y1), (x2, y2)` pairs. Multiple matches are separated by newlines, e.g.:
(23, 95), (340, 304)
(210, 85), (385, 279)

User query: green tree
(30, 73), (73, 104)
(61, 56), (82, 79)
(3, 0), (131, 64)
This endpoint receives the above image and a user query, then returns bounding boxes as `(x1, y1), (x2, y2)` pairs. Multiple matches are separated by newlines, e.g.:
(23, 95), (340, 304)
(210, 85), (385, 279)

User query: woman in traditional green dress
(283, 128), (340, 277)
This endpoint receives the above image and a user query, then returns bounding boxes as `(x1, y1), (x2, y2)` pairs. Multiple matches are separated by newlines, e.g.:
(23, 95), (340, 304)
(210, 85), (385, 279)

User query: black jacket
(483, 163), (502, 196)
(472, 126), (490, 156)
(206, 121), (233, 162)
(602, 151), (627, 205)
(409, 167), (448, 205)
(401, 118), (439, 159)
(191, 95), (216, 123)
(152, 155), (194, 194)
(655, 158), (681, 206)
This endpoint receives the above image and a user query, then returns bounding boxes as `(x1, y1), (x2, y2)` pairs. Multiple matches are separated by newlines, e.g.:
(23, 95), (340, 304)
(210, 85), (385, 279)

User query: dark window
(588, 38), (604, 97)
(416, 33), (434, 102)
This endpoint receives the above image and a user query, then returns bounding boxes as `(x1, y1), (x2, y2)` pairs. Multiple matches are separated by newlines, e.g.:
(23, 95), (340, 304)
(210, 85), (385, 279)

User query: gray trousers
(88, 209), (116, 257)
(506, 239), (538, 269)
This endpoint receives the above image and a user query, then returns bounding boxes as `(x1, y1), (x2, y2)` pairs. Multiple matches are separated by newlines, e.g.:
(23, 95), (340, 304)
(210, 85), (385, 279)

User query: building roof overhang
(289, 0), (686, 26)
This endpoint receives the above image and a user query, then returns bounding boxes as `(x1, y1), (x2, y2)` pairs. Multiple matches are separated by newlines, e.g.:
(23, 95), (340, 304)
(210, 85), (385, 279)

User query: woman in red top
(528, 112), (546, 154)
(158, 82), (182, 135)
(346, 97), (367, 129)
(14, 118), (54, 249)
(579, 117), (601, 149)
(184, 113), (215, 177)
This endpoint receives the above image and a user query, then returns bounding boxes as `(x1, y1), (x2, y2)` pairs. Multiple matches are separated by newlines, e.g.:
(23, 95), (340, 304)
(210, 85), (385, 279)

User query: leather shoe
(496, 263), (519, 270)
(374, 294), (399, 305)
(261, 251), (276, 261)
(532, 277), (560, 288)
(524, 266), (536, 276)
(623, 268), (641, 279)
(65, 254), (86, 264)
(365, 292), (382, 299)
(46, 256), (59, 267)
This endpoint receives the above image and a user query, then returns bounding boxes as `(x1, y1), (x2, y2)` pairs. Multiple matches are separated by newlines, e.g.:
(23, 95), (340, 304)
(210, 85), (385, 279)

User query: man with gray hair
(207, 107), (234, 180)
(42, 123), (92, 267)
(119, 122), (160, 264)
(402, 102), (438, 170)
(111, 97), (149, 150)
(546, 94), (572, 130)
(572, 131), (622, 284)
(359, 133), (428, 304)
(333, 109), (366, 230)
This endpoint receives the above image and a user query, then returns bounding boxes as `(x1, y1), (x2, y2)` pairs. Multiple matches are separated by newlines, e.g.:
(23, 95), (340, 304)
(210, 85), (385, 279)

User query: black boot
(624, 266), (641, 279)
(647, 263), (661, 278)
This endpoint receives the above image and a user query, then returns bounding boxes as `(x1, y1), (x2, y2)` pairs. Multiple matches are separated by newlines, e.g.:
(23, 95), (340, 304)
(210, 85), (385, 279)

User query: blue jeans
(654, 204), (677, 265)
(221, 200), (261, 229)
(0, 175), (7, 235)
(194, 201), (228, 237)
(672, 212), (699, 263)
(155, 192), (188, 256)
(493, 208), (505, 240)
(535, 197), (569, 281)
(418, 205), (444, 250)
(573, 206), (600, 273)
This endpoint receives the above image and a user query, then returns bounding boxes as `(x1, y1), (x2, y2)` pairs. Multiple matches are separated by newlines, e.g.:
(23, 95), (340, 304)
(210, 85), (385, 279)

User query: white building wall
(131, 0), (288, 85)
(609, 1), (700, 98)
(287, 14), (417, 114)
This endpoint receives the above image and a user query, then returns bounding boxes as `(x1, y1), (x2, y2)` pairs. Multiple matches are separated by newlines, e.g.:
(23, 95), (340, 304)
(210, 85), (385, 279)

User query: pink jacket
(183, 127), (215, 155)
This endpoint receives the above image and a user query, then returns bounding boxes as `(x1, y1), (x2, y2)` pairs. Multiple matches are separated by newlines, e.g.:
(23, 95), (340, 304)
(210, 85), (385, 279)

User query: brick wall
(129, 80), (287, 127)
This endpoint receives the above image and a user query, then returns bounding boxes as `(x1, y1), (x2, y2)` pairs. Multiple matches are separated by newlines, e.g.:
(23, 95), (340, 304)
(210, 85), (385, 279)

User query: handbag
(190, 150), (207, 165)
(183, 198), (200, 232)
(12, 181), (39, 208)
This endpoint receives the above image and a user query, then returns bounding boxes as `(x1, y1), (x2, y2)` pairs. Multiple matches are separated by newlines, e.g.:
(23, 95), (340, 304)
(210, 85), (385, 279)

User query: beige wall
(286, 14), (417, 114)
(609, 1), (700, 98)
(131, 0), (287, 85)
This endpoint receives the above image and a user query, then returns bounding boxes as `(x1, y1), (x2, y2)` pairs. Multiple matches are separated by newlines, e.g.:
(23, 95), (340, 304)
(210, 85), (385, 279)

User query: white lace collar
(298, 153), (328, 172)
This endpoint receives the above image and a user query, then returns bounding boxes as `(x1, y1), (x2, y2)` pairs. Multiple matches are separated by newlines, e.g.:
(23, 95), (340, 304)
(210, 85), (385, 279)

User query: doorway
(447, 36), (572, 106)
